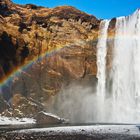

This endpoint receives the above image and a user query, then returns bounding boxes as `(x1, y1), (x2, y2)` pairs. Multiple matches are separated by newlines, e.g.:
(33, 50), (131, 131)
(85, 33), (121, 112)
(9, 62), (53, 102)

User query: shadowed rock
(35, 111), (67, 125)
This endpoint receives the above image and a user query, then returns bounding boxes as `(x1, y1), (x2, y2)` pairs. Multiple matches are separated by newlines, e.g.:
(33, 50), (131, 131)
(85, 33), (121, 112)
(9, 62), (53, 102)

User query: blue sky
(13, 0), (140, 19)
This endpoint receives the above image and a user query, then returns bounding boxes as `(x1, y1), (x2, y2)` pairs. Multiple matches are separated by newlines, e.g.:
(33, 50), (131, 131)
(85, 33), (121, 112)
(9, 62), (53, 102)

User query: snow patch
(41, 111), (62, 120)
(0, 116), (35, 125)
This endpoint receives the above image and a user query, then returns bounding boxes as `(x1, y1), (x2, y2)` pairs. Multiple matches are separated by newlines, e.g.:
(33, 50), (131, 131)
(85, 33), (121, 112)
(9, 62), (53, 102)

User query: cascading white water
(111, 9), (140, 123)
(96, 20), (110, 121)
(96, 9), (140, 123)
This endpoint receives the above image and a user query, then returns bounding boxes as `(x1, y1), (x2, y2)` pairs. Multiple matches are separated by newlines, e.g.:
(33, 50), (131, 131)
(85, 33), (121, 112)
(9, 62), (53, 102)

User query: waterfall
(111, 9), (140, 123)
(96, 9), (140, 123)
(96, 20), (110, 121)
(46, 9), (140, 124)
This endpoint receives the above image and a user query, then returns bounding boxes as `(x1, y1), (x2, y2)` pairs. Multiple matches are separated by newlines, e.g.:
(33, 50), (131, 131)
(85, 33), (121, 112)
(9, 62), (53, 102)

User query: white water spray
(110, 10), (140, 123)
(96, 20), (110, 121)
(96, 9), (140, 123)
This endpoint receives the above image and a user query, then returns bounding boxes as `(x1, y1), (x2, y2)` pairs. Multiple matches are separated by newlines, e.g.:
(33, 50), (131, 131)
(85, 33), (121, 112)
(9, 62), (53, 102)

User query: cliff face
(0, 0), (113, 117)
(0, 0), (100, 77)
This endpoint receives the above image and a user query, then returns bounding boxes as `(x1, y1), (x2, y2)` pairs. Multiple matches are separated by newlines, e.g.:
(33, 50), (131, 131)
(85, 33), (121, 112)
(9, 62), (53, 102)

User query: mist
(47, 82), (101, 123)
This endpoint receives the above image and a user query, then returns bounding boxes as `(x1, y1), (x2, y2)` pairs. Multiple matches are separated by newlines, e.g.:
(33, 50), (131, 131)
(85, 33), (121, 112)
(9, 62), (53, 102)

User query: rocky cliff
(0, 0), (115, 118)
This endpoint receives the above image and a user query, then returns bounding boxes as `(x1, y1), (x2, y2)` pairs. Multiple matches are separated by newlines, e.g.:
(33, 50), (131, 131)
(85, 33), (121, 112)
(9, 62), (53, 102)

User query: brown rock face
(0, 0), (102, 117)
(0, 0), (13, 17)
(0, 0), (100, 79)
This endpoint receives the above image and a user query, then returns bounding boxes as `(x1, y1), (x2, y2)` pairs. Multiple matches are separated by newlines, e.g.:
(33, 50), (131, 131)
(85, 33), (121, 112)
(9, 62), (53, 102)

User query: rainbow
(0, 34), (136, 89)
(0, 44), (67, 88)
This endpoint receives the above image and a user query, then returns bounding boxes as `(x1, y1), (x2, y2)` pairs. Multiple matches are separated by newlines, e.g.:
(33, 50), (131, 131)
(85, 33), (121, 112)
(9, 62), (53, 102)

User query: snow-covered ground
(0, 116), (35, 125)
(0, 112), (67, 126)
(18, 125), (139, 134)
(1, 125), (140, 140)
(15, 125), (140, 135)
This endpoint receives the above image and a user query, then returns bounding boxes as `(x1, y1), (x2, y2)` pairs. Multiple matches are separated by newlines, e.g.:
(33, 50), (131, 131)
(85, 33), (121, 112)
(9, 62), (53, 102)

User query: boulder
(35, 111), (67, 125)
